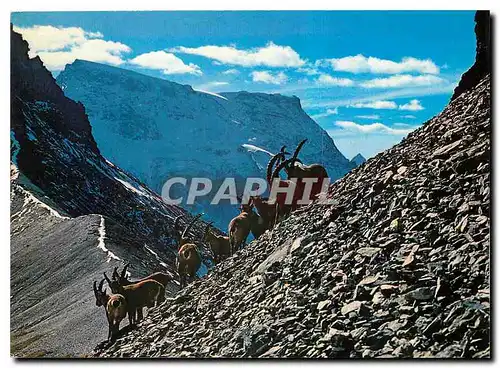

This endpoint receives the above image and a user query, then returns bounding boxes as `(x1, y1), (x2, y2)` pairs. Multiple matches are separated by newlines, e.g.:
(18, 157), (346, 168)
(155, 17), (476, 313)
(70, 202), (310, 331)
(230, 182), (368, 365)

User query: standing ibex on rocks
(273, 139), (329, 202)
(228, 202), (259, 254)
(176, 213), (204, 288)
(93, 279), (128, 342)
(103, 272), (165, 326)
(202, 221), (231, 262)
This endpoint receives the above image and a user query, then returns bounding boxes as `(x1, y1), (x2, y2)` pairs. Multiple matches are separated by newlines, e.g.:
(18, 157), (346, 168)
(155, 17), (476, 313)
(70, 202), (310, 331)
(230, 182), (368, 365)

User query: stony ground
(96, 76), (490, 359)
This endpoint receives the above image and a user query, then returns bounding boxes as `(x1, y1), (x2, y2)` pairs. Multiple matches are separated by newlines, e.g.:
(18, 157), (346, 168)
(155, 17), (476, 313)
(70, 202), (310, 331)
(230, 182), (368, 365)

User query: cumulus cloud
(334, 120), (417, 135)
(349, 100), (397, 109)
(13, 25), (130, 71)
(169, 42), (305, 68)
(356, 114), (380, 120)
(251, 71), (288, 85)
(316, 74), (355, 87)
(318, 54), (440, 74)
(310, 107), (339, 120)
(398, 99), (424, 111)
(129, 51), (202, 75)
(360, 74), (445, 89)
(221, 69), (240, 75)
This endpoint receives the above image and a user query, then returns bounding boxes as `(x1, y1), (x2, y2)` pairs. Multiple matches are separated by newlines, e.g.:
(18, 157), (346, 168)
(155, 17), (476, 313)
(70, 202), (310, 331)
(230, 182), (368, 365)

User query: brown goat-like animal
(228, 203), (257, 254)
(112, 264), (171, 289)
(93, 279), (128, 342)
(176, 213), (204, 288)
(104, 272), (165, 326)
(203, 221), (231, 262)
(274, 139), (329, 203)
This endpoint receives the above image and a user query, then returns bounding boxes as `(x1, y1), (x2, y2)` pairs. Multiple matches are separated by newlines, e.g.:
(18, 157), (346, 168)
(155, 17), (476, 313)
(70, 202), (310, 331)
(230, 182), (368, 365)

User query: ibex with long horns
(93, 279), (128, 342)
(273, 139), (329, 203)
(175, 213), (204, 288)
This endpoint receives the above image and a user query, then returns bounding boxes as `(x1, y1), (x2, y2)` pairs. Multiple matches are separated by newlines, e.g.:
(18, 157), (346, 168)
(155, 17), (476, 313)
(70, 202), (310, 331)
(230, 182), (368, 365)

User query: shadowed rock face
(95, 73), (490, 358)
(10, 27), (217, 357)
(451, 11), (490, 101)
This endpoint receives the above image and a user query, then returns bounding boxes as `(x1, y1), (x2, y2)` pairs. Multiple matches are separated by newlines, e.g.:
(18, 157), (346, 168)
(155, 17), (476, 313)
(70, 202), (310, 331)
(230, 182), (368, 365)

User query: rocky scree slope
(10, 28), (215, 357)
(56, 60), (355, 229)
(97, 74), (490, 358)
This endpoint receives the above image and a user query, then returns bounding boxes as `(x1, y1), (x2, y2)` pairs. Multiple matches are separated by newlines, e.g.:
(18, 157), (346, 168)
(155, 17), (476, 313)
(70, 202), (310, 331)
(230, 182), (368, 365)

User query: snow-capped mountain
(56, 60), (355, 228)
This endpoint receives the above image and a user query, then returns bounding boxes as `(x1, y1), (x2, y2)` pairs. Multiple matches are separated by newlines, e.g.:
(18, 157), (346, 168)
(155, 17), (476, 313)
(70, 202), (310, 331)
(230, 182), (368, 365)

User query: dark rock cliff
(451, 11), (491, 101)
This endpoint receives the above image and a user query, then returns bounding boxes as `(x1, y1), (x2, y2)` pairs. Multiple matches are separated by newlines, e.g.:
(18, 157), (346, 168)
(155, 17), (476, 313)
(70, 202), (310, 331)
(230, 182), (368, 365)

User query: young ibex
(202, 221), (231, 262)
(93, 279), (128, 342)
(112, 263), (171, 289)
(176, 213), (204, 288)
(103, 272), (165, 326)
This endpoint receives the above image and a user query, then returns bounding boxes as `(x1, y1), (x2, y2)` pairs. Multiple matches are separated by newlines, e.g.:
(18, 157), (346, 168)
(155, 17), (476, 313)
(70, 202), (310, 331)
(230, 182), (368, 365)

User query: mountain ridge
(56, 60), (355, 229)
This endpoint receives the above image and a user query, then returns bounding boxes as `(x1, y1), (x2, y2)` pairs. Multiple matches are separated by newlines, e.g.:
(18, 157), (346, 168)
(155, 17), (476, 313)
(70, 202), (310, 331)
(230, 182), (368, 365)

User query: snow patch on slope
(97, 215), (120, 262)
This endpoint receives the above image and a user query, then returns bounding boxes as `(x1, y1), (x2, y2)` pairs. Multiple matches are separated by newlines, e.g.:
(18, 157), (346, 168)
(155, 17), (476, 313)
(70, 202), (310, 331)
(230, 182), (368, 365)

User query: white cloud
(13, 25), (130, 71)
(316, 74), (355, 87)
(251, 71), (288, 85)
(298, 67), (321, 76)
(221, 69), (240, 75)
(334, 120), (417, 135)
(129, 51), (202, 75)
(360, 74), (445, 89)
(401, 114), (417, 119)
(319, 54), (440, 74)
(356, 114), (381, 120)
(398, 99), (424, 111)
(170, 42), (305, 68)
(310, 107), (339, 120)
(349, 100), (397, 109)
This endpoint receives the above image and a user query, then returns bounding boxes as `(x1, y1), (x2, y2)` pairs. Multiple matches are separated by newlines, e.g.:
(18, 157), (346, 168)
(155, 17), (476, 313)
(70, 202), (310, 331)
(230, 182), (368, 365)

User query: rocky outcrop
(96, 72), (490, 358)
(451, 11), (490, 101)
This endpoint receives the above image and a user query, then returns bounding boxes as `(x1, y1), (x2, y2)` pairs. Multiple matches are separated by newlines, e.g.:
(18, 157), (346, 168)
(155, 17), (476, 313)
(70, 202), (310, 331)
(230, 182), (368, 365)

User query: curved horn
(291, 139), (308, 161)
(103, 272), (112, 287)
(267, 153), (286, 185)
(98, 279), (105, 293)
(271, 157), (290, 180)
(181, 213), (204, 240)
(112, 267), (119, 280)
(203, 221), (214, 240)
(173, 215), (183, 231)
(120, 263), (130, 280)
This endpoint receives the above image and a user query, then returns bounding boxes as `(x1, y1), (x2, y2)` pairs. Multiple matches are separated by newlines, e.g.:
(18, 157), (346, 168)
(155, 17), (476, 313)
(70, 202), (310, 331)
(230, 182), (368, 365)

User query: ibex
(202, 221), (231, 262)
(93, 279), (128, 342)
(228, 202), (259, 254)
(176, 213), (204, 288)
(112, 263), (171, 289)
(103, 272), (165, 326)
(273, 139), (329, 203)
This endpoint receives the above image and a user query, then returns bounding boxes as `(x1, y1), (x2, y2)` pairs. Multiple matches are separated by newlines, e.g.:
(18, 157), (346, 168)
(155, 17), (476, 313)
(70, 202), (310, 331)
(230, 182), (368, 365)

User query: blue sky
(12, 11), (476, 159)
